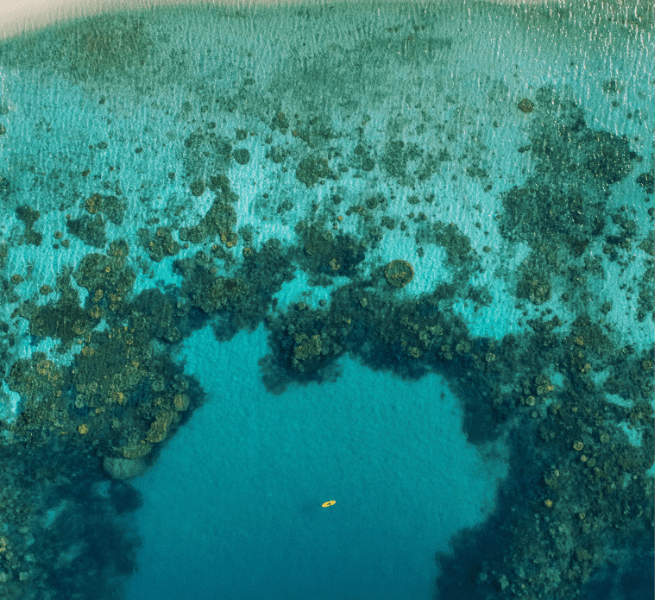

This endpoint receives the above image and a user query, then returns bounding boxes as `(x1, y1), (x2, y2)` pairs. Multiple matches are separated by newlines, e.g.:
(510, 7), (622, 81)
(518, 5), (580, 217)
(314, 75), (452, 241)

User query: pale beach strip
(1, 0), (575, 42)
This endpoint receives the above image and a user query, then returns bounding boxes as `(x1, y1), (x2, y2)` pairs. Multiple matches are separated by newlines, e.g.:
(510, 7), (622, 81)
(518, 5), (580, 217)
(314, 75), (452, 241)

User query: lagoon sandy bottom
(126, 326), (507, 600)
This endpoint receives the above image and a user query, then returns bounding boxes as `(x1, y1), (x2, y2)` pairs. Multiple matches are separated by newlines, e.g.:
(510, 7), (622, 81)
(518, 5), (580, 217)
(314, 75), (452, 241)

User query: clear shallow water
(0, 2), (652, 599)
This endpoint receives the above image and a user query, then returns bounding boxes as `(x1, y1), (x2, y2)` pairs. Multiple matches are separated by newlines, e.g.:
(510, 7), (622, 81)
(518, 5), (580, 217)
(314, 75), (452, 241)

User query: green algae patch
(175, 252), (246, 315)
(137, 226), (181, 262)
(233, 148), (251, 166)
(15, 205), (42, 247)
(144, 410), (175, 444)
(300, 225), (366, 280)
(83, 193), (127, 226)
(178, 177), (239, 246)
(295, 156), (332, 187)
(384, 260), (414, 288)
(66, 214), (107, 248)
(19, 280), (89, 345)
(74, 250), (137, 309)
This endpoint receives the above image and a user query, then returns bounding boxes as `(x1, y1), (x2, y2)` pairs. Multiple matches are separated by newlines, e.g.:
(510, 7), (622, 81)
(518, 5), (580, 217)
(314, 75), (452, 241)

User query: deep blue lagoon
(0, 1), (652, 599)
(127, 326), (507, 600)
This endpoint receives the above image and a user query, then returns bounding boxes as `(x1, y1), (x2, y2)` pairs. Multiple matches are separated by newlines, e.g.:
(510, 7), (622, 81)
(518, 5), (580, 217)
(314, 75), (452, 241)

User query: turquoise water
(128, 326), (506, 600)
(0, 1), (653, 599)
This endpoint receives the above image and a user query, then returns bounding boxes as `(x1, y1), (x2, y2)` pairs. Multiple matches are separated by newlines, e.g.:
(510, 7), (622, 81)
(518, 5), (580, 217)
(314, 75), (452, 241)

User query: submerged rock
(103, 456), (148, 481)
(384, 260), (414, 288)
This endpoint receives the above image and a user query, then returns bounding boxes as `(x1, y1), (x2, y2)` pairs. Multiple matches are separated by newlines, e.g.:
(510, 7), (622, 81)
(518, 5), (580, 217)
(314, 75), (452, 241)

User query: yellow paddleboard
(321, 500), (336, 507)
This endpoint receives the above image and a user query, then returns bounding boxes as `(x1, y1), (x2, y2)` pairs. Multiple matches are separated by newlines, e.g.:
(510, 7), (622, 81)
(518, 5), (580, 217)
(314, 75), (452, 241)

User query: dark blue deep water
(0, 2), (652, 599)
